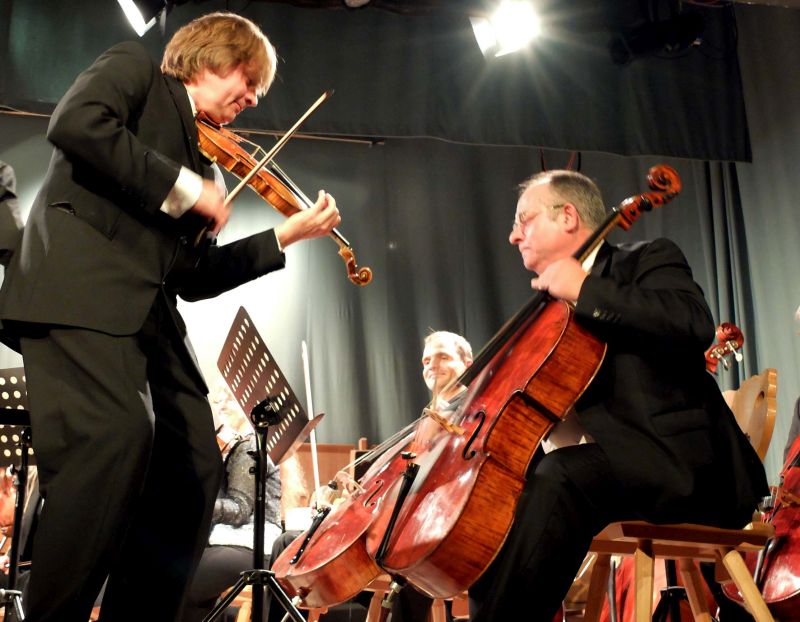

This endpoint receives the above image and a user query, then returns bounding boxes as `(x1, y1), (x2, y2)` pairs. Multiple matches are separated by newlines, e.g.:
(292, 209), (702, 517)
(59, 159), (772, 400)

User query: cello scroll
(616, 164), (682, 231)
(704, 322), (744, 373)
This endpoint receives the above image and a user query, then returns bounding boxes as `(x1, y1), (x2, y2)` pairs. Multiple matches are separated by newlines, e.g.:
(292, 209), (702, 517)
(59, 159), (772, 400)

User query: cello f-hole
(463, 412), (485, 460)
(364, 480), (385, 507)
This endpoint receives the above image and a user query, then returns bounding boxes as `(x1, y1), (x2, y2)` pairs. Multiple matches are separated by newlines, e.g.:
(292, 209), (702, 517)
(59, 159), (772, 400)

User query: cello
(364, 165), (682, 598)
(704, 322), (744, 374)
(271, 165), (682, 608)
(722, 431), (800, 619)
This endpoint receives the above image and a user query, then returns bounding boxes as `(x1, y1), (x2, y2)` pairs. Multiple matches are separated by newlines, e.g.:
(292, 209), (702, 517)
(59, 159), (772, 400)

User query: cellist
(266, 330), (474, 622)
(468, 169), (768, 622)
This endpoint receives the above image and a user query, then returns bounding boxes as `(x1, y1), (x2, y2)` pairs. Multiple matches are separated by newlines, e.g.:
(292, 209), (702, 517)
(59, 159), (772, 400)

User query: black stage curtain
(2, 0), (749, 161)
(1, 3), (798, 482)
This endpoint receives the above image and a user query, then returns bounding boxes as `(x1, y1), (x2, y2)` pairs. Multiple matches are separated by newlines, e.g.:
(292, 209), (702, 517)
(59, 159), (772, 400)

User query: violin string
(224, 90), (331, 206)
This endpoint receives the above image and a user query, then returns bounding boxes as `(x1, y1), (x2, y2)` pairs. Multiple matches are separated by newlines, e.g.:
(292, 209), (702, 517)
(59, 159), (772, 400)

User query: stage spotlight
(471, 1), (541, 58)
(609, 12), (705, 65)
(117, 0), (169, 37)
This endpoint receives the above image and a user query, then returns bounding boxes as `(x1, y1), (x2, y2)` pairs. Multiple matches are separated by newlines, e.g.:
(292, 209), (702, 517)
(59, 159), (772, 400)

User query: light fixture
(117, 0), (169, 37)
(470, 1), (541, 58)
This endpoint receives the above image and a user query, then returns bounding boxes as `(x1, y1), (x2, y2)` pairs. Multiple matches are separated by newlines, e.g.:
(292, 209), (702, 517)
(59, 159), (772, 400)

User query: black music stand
(0, 367), (33, 622)
(204, 308), (321, 622)
(217, 307), (323, 467)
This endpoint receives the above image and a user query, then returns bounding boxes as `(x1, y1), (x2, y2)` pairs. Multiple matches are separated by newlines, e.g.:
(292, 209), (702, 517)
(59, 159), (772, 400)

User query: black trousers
(469, 445), (634, 622)
(19, 299), (222, 622)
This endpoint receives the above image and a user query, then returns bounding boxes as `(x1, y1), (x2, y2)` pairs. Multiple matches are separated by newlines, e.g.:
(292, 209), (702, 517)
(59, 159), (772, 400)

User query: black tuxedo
(468, 239), (768, 622)
(0, 42), (288, 622)
(0, 41), (284, 341)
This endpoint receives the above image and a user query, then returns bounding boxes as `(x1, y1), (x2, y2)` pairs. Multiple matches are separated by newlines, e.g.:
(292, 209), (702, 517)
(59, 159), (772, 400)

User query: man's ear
(561, 203), (581, 232)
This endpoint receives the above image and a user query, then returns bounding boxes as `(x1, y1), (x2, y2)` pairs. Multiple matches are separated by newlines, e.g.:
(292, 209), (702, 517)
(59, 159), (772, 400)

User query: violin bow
(301, 340), (323, 496)
(224, 90), (333, 207)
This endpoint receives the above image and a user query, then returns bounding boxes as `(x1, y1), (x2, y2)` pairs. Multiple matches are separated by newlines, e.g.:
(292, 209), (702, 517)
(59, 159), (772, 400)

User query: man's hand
(530, 258), (588, 303)
(189, 178), (230, 237)
(274, 190), (341, 249)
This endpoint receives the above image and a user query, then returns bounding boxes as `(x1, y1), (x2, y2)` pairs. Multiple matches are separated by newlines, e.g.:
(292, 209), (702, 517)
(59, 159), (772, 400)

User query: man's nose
(244, 91), (258, 108)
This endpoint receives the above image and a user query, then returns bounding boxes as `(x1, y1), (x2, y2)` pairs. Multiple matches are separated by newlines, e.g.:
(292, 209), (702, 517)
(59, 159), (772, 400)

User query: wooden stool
(584, 520), (775, 622)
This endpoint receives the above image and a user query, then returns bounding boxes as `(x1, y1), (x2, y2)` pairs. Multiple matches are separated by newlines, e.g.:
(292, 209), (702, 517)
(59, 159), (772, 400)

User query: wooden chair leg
(429, 598), (447, 622)
(451, 591), (470, 620)
(308, 607), (328, 622)
(677, 558), (713, 622)
(236, 599), (252, 622)
(366, 590), (386, 622)
(720, 550), (775, 622)
(633, 545), (655, 622)
(582, 553), (612, 622)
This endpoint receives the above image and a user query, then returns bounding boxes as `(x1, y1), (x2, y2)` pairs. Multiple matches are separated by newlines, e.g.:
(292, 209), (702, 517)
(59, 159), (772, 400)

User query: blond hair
(161, 12), (277, 96)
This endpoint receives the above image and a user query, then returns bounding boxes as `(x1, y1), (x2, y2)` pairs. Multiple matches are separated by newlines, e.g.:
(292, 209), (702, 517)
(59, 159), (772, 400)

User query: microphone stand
(202, 400), (305, 622)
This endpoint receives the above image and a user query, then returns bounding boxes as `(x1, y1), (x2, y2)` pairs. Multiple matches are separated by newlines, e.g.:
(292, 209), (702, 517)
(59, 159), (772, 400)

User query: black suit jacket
(574, 239), (767, 527)
(0, 42), (285, 369)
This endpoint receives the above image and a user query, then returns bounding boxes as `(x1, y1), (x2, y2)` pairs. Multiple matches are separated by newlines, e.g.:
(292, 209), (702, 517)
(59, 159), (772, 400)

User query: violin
(195, 114), (372, 287)
(704, 322), (744, 373)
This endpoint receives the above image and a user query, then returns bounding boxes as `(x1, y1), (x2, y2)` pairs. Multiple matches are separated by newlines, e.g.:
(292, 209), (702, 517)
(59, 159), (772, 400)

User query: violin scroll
(339, 247), (373, 286)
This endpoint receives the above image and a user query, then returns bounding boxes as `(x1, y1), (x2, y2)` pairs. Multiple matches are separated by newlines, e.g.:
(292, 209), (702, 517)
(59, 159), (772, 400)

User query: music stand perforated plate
(217, 307), (323, 465)
(0, 367), (34, 467)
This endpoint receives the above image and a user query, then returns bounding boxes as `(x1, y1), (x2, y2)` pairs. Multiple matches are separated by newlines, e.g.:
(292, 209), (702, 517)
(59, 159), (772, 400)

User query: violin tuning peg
(734, 352), (743, 362)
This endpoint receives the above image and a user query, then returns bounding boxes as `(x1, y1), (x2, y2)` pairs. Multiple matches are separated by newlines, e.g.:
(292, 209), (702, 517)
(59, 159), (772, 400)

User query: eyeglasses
(511, 204), (566, 234)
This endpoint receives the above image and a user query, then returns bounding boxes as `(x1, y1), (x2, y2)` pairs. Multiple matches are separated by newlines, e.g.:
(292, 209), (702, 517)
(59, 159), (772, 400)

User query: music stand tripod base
(201, 425), (306, 622)
(202, 569), (305, 622)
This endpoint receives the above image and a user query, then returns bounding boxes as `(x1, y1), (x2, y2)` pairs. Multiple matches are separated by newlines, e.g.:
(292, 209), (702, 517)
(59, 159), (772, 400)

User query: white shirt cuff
(160, 167), (203, 218)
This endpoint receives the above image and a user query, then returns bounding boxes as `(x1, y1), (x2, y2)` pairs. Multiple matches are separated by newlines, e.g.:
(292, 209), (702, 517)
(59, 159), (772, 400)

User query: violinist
(467, 169), (768, 622)
(0, 12), (339, 622)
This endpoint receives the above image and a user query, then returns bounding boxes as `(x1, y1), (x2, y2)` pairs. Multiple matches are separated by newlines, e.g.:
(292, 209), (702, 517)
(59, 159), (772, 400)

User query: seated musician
(266, 330), (472, 622)
(466, 169), (768, 622)
(182, 384), (305, 622)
